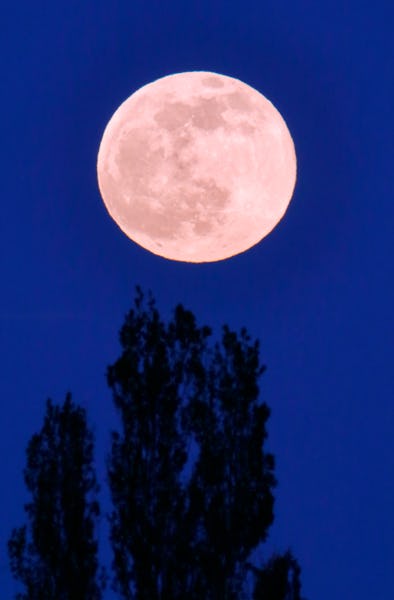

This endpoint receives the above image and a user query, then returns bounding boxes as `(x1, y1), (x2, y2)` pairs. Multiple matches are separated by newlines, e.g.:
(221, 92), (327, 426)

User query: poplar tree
(107, 288), (278, 599)
(8, 394), (105, 600)
(107, 289), (210, 598)
(183, 325), (276, 598)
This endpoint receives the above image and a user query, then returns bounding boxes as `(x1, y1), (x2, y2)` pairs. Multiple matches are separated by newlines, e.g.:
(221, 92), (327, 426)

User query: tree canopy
(107, 287), (305, 599)
(8, 393), (105, 600)
(9, 287), (307, 599)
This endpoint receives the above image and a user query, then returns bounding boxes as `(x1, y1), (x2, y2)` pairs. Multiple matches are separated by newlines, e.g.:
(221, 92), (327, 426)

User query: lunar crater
(154, 97), (227, 133)
(201, 76), (225, 88)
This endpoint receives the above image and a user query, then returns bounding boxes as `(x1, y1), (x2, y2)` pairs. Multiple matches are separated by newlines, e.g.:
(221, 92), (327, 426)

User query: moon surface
(97, 71), (296, 262)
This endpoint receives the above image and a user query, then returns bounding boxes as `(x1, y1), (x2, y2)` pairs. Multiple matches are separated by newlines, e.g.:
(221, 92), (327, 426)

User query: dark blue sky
(1, 2), (393, 598)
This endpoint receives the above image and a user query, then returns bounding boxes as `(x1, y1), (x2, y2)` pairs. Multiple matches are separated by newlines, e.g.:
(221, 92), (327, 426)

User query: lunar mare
(97, 71), (296, 262)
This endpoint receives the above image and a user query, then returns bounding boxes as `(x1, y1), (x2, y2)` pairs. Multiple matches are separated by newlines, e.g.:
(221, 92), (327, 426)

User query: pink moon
(97, 71), (297, 262)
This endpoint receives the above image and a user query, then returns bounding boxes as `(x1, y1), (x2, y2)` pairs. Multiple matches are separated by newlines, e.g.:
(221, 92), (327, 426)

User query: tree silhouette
(8, 393), (105, 600)
(8, 287), (307, 599)
(107, 288), (210, 598)
(182, 325), (276, 598)
(249, 551), (305, 600)
(107, 287), (294, 599)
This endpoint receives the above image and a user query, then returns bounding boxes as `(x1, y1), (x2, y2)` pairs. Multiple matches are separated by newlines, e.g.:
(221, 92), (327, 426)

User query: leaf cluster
(8, 394), (104, 600)
(8, 287), (307, 600)
(107, 288), (299, 599)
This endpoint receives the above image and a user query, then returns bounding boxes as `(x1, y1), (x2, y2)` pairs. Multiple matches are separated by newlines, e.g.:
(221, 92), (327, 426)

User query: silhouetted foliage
(107, 288), (283, 599)
(8, 393), (105, 600)
(182, 325), (276, 599)
(249, 551), (306, 600)
(107, 288), (208, 599)
(8, 287), (307, 599)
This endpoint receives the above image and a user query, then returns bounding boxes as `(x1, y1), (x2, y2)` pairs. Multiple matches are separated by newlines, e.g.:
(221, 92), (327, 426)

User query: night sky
(1, 2), (393, 598)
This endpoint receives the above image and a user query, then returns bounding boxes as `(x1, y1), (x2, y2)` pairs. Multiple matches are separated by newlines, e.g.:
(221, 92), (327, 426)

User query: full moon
(97, 71), (296, 262)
